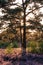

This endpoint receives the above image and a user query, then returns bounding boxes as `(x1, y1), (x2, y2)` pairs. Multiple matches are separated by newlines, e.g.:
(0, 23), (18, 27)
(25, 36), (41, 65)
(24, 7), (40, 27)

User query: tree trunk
(22, 4), (26, 53)
(22, 10), (26, 58)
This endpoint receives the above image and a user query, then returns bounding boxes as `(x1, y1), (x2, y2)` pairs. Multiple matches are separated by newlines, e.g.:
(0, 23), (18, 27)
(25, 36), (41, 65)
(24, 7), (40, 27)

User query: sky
(0, 0), (43, 33)
(0, 9), (5, 17)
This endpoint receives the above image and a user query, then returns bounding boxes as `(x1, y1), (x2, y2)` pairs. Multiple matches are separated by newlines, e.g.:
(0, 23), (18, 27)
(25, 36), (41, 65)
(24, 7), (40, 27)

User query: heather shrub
(39, 41), (43, 54)
(27, 41), (39, 53)
(5, 43), (13, 54)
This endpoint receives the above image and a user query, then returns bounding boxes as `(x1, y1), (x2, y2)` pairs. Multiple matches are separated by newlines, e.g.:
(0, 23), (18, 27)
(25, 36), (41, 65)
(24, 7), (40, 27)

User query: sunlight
(10, 5), (18, 9)
(29, 2), (34, 8)
(28, 29), (37, 35)
(0, 28), (7, 33)
(21, 20), (23, 26)
(28, 29), (36, 32)
(2, 24), (9, 28)
(18, 0), (22, 4)
(0, 9), (4, 16)
(28, 13), (35, 19)
(26, 22), (30, 26)
(40, 7), (43, 14)
(26, 13), (35, 21)
(13, 0), (22, 4)
(40, 18), (43, 25)
(0, 30), (2, 33)
(26, 2), (34, 14)
(36, 2), (42, 7)
(0, 12), (4, 16)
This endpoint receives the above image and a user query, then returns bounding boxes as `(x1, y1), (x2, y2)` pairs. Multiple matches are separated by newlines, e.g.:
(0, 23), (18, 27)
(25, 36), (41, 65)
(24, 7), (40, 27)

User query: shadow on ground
(0, 52), (43, 65)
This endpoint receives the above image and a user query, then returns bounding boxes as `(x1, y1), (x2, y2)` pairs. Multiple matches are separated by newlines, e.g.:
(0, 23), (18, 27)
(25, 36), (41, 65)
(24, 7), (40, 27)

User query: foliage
(0, 41), (10, 48)
(12, 41), (18, 48)
(5, 41), (18, 54)
(0, 40), (18, 48)
(27, 41), (38, 53)
(39, 41), (43, 54)
(27, 41), (43, 54)
(27, 41), (37, 47)
(5, 43), (13, 54)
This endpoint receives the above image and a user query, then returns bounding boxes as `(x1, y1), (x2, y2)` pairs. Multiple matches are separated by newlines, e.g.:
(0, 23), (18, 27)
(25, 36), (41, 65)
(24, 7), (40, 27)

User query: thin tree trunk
(20, 25), (22, 46)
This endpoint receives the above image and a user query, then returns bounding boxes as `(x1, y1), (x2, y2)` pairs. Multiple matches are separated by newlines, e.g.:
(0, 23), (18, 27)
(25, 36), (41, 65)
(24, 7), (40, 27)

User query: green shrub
(39, 41), (43, 54)
(0, 41), (18, 48)
(12, 41), (18, 48)
(27, 41), (37, 47)
(27, 41), (43, 54)
(27, 41), (39, 53)
(5, 43), (13, 54)
(0, 42), (10, 48)
(27, 41), (31, 47)
(5, 41), (18, 54)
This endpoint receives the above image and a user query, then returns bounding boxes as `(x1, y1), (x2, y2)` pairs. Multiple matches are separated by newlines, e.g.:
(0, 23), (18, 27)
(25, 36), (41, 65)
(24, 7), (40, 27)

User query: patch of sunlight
(26, 47), (32, 53)
(40, 18), (43, 25)
(40, 7), (43, 14)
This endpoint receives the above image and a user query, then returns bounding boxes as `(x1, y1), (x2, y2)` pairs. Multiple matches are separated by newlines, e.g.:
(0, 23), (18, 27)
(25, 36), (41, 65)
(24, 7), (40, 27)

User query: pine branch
(26, 5), (43, 16)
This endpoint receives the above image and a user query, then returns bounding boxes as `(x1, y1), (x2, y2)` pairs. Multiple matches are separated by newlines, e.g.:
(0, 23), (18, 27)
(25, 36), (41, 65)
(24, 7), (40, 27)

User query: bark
(22, 0), (26, 53)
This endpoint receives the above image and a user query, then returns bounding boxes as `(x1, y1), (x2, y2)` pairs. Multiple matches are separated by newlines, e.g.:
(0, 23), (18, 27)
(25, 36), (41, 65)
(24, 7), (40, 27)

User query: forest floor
(0, 48), (43, 65)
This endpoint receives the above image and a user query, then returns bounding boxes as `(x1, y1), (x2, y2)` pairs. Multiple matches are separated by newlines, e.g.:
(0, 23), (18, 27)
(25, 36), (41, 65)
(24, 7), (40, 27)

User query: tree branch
(26, 5), (43, 16)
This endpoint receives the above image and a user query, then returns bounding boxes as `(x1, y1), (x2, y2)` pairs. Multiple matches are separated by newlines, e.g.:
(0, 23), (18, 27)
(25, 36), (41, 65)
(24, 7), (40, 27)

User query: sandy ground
(0, 48), (43, 65)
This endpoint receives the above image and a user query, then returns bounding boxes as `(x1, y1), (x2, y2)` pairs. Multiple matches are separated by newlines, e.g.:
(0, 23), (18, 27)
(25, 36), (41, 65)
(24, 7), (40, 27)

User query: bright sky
(0, 9), (4, 17)
(37, 18), (43, 25)
(14, 0), (25, 4)
(15, 0), (22, 4)
(40, 7), (43, 14)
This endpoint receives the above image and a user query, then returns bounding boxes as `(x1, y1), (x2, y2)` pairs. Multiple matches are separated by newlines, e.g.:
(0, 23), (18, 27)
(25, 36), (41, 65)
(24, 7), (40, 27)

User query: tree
(0, 0), (43, 53)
